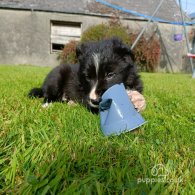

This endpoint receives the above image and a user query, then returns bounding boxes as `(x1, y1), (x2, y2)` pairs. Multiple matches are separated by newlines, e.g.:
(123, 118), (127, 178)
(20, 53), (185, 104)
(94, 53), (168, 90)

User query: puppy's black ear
(76, 43), (88, 58)
(115, 44), (130, 54)
(111, 37), (123, 46)
(76, 44), (84, 58)
(114, 43), (135, 61)
(111, 37), (129, 54)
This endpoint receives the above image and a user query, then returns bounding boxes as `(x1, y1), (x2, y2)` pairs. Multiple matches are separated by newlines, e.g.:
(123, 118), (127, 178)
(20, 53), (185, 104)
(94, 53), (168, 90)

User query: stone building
(0, 0), (192, 72)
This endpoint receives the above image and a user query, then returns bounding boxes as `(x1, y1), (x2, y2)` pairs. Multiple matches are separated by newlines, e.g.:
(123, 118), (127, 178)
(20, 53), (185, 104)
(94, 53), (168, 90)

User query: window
(51, 21), (81, 52)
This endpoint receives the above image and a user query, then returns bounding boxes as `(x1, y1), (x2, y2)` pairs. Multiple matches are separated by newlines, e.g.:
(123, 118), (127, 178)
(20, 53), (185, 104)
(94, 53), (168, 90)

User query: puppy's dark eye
(85, 74), (91, 79)
(106, 72), (115, 80)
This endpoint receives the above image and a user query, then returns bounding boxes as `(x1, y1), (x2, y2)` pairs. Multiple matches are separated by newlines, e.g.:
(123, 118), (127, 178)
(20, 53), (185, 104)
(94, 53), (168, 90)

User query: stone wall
(0, 9), (193, 72)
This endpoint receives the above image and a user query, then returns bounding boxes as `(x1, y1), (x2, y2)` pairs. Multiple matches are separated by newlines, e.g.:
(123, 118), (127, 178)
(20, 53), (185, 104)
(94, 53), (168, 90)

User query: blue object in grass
(99, 83), (146, 136)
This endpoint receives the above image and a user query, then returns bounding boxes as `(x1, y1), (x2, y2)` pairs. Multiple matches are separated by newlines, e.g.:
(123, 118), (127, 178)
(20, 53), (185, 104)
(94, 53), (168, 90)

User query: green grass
(0, 65), (195, 194)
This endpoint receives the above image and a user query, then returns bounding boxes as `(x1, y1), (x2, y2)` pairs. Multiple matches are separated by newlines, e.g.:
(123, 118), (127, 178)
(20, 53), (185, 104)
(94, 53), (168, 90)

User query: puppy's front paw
(67, 100), (77, 106)
(42, 102), (52, 108)
(126, 90), (146, 112)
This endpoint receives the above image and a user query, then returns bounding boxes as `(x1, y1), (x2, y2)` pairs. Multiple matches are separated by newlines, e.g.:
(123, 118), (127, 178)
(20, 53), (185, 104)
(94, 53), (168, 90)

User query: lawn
(0, 65), (195, 194)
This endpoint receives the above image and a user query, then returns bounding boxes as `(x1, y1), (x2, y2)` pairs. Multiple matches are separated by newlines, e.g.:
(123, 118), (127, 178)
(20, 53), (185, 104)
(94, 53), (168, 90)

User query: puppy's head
(76, 37), (136, 108)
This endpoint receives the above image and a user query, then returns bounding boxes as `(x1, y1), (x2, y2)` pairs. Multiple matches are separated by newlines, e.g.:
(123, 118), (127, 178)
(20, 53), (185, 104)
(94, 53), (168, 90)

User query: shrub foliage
(81, 19), (130, 45)
(59, 19), (161, 72)
(59, 40), (79, 64)
(129, 33), (161, 72)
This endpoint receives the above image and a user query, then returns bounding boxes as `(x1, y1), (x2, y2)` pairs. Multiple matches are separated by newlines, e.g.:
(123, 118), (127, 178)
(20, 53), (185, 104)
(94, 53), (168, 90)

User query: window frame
(50, 20), (82, 53)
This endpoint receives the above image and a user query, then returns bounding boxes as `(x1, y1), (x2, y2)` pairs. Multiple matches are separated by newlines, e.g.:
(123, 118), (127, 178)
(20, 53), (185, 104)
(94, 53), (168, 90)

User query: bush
(59, 40), (78, 64)
(81, 24), (107, 43)
(59, 19), (161, 72)
(81, 19), (130, 45)
(129, 33), (161, 72)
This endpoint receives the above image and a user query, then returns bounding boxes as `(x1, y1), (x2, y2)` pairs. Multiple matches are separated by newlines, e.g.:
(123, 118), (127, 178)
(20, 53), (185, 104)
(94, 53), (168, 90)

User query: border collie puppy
(28, 37), (146, 112)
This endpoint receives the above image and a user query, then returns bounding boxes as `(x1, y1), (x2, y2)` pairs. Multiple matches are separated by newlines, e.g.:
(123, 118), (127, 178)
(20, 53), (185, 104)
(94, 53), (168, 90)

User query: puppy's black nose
(91, 97), (102, 105)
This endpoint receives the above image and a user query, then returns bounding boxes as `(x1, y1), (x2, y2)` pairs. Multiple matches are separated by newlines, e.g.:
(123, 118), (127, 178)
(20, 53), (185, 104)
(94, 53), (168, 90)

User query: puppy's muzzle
(89, 97), (102, 108)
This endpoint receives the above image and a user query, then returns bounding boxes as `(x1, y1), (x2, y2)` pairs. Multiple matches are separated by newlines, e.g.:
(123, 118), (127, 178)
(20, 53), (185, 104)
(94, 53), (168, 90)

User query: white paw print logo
(151, 164), (169, 177)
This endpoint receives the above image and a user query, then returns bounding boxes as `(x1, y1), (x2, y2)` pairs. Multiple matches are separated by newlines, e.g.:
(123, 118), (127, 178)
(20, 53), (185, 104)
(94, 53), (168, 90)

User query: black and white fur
(28, 37), (144, 112)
